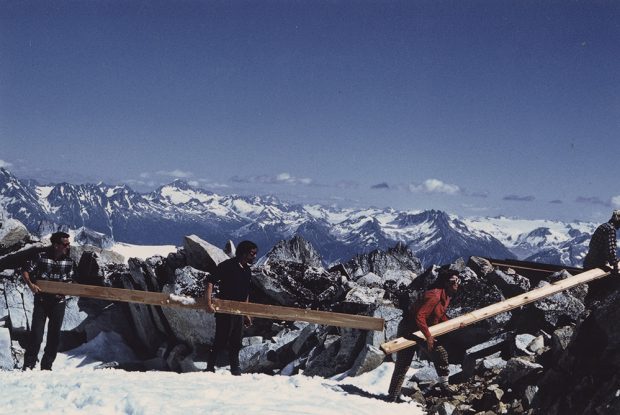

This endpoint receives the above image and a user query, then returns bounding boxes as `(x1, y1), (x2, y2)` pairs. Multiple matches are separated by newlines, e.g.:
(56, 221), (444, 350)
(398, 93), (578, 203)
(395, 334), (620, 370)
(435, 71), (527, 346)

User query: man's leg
(387, 346), (416, 402)
(40, 301), (65, 370)
(22, 300), (46, 370)
(228, 315), (243, 375)
(207, 313), (232, 372)
(432, 344), (453, 392)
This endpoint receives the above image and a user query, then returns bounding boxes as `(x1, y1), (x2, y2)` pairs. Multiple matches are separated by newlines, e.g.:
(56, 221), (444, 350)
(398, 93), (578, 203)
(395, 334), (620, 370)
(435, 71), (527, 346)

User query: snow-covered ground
(0, 333), (424, 415)
(110, 242), (177, 263)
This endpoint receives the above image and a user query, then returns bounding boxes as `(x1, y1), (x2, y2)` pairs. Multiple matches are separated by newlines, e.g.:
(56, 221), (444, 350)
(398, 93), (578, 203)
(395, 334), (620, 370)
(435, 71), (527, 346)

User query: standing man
(583, 210), (620, 303)
(205, 240), (257, 375)
(387, 268), (461, 401)
(22, 231), (76, 370)
(583, 210), (620, 275)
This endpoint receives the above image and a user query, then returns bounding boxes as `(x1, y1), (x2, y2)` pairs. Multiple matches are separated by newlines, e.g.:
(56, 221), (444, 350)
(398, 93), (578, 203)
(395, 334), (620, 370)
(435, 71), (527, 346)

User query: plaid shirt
(27, 249), (76, 284)
(585, 222), (618, 271)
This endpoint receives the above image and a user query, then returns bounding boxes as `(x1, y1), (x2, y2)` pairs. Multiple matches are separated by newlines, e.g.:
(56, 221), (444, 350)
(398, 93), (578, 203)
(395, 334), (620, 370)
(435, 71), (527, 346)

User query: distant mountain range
(0, 167), (598, 268)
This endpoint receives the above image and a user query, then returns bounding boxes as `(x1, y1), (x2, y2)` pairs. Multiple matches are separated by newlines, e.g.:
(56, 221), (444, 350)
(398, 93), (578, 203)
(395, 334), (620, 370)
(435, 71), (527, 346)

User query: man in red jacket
(388, 268), (461, 401)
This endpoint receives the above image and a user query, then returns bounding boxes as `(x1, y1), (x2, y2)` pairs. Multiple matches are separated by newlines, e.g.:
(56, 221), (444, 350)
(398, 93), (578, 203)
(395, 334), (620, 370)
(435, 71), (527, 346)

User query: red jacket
(407, 288), (451, 339)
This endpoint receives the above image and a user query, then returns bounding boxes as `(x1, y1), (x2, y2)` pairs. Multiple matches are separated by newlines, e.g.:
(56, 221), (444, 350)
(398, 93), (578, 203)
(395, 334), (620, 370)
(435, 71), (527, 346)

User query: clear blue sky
(1, 0), (619, 223)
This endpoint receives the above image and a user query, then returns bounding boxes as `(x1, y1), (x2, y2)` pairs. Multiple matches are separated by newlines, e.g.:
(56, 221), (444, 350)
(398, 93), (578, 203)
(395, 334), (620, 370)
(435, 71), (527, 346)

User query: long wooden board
(36, 280), (384, 331)
(381, 267), (609, 354)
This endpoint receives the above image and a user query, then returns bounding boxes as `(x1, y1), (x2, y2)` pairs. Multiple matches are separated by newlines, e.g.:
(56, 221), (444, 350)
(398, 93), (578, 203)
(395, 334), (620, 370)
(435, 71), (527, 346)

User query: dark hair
(50, 231), (70, 245)
(236, 240), (258, 259)
(430, 267), (460, 289)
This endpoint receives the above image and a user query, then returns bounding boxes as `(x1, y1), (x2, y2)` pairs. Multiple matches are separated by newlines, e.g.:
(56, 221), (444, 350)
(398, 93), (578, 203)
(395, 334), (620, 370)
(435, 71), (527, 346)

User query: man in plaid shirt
(584, 210), (620, 275)
(22, 231), (76, 370)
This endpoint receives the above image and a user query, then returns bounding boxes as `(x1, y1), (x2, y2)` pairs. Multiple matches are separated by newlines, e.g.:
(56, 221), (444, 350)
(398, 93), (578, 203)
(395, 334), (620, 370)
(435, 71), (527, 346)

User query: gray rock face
(183, 235), (229, 274)
(304, 334), (341, 377)
(0, 327), (14, 369)
(121, 259), (168, 353)
(535, 288), (620, 414)
(497, 357), (543, 386)
(255, 261), (347, 309)
(551, 325), (574, 357)
(73, 227), (114, 249)
(160, 266), (215, 349)
(347, 344), (385, 376)
(70, 245), (124, 273)
(263, 235), (323, 268)
(4, 279), (33, 332)
(511, 280), (585, 333)
(365, 305), (402, 351)
(466, 256), (494, 277)
(0, 218), (30, 255)
(488, 269), (531, 297)
(345, 242), (422, 281)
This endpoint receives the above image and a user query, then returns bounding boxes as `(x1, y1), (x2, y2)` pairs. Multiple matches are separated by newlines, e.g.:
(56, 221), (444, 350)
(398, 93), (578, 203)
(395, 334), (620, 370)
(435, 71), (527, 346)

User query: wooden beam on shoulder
(381, 267), (609, 354)
(36, 280), (384, 331)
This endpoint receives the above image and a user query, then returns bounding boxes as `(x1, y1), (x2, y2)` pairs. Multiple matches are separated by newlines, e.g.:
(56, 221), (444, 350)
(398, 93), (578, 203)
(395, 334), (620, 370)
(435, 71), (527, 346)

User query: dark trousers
(208, 313), (243, 370)
(387, 320), (450, 401)
(23, 298), (66, 370)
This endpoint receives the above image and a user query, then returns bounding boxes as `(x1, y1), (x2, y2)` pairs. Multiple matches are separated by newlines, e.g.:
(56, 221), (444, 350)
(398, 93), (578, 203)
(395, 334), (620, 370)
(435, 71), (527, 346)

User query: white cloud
(276, 172), (312, 185)
(0, 159), (13, 168)
(612, 195), (620, 208)
(156, 169), (193, 179)
(408, 178), (461, 195)
(232, 172), (313, 186)
(139, 172), (151, 179)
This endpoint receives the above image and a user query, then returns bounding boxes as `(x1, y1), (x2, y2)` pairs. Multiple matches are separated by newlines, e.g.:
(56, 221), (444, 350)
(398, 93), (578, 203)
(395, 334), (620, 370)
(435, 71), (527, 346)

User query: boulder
(462, 333), (510, 378)
(0, 327), (14, 369)
(487, 269), (530, 297)
(303, 334), (341, 377)
(183, 235), (229, 275)
(466, 256), (495, 277)
(347, 344), (385, 376)
(0, 218), (30, 255)
(355, 272), (383, 288)
(4, 279), (33, 332)
(120, 259), (167, 353)
(497, 357), (543, 386)
(511, 280), (585, 333)
(160, 267), (215, 349)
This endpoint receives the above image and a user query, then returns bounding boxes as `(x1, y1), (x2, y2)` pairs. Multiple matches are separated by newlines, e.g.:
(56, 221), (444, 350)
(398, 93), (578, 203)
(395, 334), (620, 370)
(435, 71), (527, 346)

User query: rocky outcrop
(73, 227), (114, 250)
(534, 285), (620, 414)
(262, 235), (323, 268)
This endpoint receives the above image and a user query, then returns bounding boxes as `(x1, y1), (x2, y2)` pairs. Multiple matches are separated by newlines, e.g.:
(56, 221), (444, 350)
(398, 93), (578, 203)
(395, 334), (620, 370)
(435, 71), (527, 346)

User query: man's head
(436, 268), (460, 295)
(50, 231), (70, 257)
(236, 240), (258, 266)
(611, 210), (620, 228)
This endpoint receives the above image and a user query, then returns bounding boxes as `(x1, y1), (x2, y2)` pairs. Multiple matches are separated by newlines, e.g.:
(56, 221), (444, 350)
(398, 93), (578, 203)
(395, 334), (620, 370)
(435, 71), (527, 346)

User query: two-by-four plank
(36, 280), (384, 331)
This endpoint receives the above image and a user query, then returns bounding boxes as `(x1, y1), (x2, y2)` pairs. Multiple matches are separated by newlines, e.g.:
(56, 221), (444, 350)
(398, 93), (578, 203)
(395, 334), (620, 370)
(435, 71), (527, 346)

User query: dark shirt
(27, 248), (76, 302)
(209, 258), (251, 301)
(584, 222), (618, 270)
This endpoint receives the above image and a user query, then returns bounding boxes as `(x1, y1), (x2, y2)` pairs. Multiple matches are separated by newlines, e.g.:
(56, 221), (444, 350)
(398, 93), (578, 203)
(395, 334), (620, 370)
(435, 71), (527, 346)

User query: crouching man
(388, 268), (461, 401)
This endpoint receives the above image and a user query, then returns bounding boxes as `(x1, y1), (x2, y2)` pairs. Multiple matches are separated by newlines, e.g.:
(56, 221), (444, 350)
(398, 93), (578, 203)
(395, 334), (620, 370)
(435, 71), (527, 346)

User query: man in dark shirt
(22, 231), (76, 370)
(205, 240), (257, 375)
(584, 210), (620, 275)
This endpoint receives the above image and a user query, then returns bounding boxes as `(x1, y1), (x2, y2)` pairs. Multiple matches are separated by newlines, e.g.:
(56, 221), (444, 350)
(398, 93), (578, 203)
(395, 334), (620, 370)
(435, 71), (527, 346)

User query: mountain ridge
(0, 168), (596, 267)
